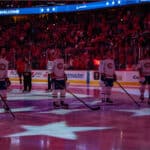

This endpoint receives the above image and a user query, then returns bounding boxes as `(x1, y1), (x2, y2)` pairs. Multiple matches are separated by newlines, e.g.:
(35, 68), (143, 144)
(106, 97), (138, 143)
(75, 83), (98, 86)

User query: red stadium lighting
(93, 59), (100, 66)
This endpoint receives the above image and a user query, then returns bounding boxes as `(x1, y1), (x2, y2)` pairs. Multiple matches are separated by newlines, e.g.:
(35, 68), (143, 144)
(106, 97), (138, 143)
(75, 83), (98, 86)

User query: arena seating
(0, 4), (149, 70)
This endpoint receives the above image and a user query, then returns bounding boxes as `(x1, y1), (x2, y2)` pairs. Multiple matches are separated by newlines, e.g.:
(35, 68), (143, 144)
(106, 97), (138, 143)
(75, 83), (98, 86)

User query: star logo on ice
(114, 108), (150, 117)
(6, 121), (113, 140)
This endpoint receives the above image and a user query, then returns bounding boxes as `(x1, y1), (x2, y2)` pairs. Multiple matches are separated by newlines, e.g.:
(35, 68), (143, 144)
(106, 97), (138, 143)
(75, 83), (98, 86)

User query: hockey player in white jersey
(0, 48), (10, 112)
(137, 52), (150, 104)
(51, 50), (68, 108)
(99, 51), (116, 103)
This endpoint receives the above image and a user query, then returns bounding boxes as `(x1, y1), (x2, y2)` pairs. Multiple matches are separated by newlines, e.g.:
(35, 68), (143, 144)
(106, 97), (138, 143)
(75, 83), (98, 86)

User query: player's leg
(139, 83), (146, 102)
(46, 74), (51, 92)
(105, 87), (113, 103)
(100, 80), (106, 102)
(28, 72), (32, 92)
(23, 73), (27, 92)
(147, 76), (150, 104)
(148, 84), (150, 105)
(139, 76), (146, 102)
(0, 81), (9, 112)
(20, 72), (24, 89)
(105, 79), (113, 103)
(52, 79), (59, 98)
(139, 85), (145, 101)
(48, 74), (52, 91)
(59, 80), (68, 108)
(59, 80), (66, 97)
(17, 72), (22, 90)
(51, 80), (60, 108)
(52, 89), (60, 108)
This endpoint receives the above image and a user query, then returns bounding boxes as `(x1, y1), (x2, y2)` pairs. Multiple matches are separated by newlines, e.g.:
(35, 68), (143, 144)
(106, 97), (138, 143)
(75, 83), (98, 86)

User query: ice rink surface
(0, 84), (150, 150)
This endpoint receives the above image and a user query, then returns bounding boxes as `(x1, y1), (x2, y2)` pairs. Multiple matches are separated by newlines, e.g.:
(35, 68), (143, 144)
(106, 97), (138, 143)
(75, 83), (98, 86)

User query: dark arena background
(0, 0), (150, 150)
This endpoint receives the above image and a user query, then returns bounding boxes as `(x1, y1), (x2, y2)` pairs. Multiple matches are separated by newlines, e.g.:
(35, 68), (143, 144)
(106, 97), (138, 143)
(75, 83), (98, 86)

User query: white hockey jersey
(52, 58), (65, 80)
(0, 58), (8, 79)
(99, 58), (115, 78)
(137, 58), (150, 76)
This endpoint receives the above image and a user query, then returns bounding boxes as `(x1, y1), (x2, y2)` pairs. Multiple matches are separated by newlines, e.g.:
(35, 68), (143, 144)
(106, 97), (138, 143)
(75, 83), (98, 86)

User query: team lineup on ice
(0, 48), (150, 114)
(0, 1), (150, 150)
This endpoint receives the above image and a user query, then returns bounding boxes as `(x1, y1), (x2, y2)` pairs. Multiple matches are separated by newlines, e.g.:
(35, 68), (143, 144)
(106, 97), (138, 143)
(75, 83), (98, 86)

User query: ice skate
(60, 101), (69, 109)
(53, 101), (60, 109)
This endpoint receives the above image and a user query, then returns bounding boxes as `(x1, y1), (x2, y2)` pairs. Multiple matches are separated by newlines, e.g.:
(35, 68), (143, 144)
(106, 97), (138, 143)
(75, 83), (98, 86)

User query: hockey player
(137, 52), (150, 104)
(51, 50), (68, 108)
(0, 48), (10, 112)
(16, 56), (25, 89)
(99, 51), (116, 103)
(46, 48), (55, 92)
(23, 57), (32, 92)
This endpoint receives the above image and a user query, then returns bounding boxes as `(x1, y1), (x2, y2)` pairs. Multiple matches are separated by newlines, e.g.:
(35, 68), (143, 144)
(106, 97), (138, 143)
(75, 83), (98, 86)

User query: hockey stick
(0, 95), (15, 119)
(55, 81), (100, 110)
(115, 81), (140, 107)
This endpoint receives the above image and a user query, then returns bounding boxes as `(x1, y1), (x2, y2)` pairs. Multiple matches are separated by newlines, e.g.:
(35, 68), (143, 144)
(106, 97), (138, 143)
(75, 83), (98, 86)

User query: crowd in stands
(0, 0), (92, 8)
(0, 4), (149, 70)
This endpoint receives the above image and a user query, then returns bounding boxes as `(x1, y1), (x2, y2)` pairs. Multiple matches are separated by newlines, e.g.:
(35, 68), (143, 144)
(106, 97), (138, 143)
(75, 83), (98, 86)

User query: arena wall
(9, 70), (140, 87)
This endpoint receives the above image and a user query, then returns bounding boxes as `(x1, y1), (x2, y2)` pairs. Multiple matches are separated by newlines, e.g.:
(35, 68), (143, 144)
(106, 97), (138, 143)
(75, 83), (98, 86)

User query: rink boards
(8, 70), (140, 87)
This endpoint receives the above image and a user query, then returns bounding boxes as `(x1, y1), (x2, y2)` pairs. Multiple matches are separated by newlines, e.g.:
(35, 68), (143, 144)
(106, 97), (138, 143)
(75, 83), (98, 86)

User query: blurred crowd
(0, 4), (149, 70)
(0, 0), (93, 8)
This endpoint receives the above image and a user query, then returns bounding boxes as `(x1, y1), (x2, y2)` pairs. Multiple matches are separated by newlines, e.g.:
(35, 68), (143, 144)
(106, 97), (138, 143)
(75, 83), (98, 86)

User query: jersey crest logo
(107, 63), (113, 68)
(57, 63), (63, 69)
